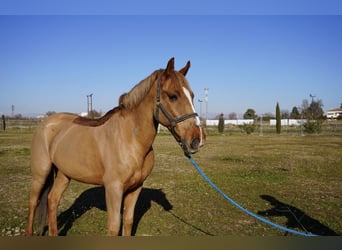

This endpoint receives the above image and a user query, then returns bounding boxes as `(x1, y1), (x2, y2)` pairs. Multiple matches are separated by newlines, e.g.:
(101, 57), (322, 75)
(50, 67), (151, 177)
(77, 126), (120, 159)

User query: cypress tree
(276, 102), (281, 134)
(1, 115), (5, 131)
(218, 113), (224, 134)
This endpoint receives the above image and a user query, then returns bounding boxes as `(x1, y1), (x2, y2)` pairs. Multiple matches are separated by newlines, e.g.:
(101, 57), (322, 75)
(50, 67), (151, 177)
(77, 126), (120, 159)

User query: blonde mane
(120, 70), (162, 110)
(73, 70), (163, 127)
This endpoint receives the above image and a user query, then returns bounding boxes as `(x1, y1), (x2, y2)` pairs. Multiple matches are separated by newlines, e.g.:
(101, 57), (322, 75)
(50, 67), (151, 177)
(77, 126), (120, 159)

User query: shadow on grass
(56, 186), (214, 236)
(56, 186), (174, 236)
(258, 195), (339, 236)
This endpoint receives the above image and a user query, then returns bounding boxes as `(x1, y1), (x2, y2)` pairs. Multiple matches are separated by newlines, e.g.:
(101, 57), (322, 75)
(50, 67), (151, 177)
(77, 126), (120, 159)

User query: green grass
(0, 129), (341, 236)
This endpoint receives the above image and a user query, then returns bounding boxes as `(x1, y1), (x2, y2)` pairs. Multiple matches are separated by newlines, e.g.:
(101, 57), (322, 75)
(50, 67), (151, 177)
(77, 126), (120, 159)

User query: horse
(25, 58), (205, 236)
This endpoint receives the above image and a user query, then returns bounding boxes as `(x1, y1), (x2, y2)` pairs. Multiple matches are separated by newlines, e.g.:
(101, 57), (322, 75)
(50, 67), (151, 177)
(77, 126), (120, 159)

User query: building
(326, 108), (342, 119)
(269, 119), (306, 126)
(205, 119), (254, 126)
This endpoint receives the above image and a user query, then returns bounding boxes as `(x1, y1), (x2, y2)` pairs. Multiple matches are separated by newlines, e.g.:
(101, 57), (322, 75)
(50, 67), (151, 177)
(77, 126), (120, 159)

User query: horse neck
(134, 84), (159, 139)
(117, 84), (158, 148)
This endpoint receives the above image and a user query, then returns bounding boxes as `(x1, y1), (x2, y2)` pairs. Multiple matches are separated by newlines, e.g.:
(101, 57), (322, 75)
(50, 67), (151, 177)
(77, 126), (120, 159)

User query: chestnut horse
(25, 58), (205, 236)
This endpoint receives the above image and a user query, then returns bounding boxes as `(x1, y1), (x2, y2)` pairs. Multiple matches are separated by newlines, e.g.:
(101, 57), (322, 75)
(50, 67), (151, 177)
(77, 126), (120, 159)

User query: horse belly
(51, 133), (105, 185)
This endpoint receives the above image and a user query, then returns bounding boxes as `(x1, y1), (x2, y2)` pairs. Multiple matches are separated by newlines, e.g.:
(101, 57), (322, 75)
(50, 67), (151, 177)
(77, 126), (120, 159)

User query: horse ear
(165, 57), (175, 76)
(179, 61), (191, 76)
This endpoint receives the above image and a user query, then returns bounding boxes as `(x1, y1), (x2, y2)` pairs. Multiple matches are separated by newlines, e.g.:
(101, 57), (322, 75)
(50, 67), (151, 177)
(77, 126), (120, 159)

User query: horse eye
(168, 94), (178, 102)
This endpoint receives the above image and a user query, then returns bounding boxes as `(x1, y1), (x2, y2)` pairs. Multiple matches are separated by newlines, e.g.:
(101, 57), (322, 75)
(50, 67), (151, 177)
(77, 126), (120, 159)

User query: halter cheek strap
(155, 78), (198, 144)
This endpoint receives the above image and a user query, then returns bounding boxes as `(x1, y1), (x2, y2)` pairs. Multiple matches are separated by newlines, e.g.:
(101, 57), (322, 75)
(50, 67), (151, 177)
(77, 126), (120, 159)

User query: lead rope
(187, 156), (318, 236)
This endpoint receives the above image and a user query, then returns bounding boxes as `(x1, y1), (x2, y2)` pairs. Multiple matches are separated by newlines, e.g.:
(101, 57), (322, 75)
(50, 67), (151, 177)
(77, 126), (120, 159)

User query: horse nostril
(191, 138), (201, 150)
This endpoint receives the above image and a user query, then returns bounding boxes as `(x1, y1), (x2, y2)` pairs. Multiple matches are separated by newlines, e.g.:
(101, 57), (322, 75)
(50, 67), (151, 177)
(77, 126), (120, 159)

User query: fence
(2, 118), (342, 136)
(1, 118), (42, 132)
(204, 119), (342, 136)
(206, 119), (254, 126)
(208, 119), (306, 126)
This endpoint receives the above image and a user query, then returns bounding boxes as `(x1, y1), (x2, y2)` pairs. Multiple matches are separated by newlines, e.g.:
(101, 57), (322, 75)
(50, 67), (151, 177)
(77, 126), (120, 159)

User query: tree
(1, 115), (5, 131)
(218, 113), (224, 134)
(301, 98), (324, 134)
(14, 114), (22, 119)
(262, 112), (275, 121)
(301, 98), (324, 120)
(308, 99), (324, 120)
(243, 108), (256, 119)
(281, 110), (290, 119)
(239, 123), (256, 134)
(89, 109), (102, 119)
(46, 111), (56, 116)
(276, 102), (281, 134)
(290, 106), (300, 119)
(228, 112), (237, 120)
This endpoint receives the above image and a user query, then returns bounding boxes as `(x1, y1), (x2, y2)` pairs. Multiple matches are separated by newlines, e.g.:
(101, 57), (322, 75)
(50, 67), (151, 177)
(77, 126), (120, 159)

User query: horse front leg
(122, 148), (154, 236)
(104, 181), (123, 236)
(122, 185), (143, 236)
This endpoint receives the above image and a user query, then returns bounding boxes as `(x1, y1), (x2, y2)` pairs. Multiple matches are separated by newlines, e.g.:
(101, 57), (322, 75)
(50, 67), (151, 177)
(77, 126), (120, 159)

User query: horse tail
(36, 166), (56, 236)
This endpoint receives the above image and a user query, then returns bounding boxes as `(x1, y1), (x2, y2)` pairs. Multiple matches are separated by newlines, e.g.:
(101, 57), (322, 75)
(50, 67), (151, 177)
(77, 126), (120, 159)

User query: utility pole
(309, 94), (316, 103)
(87, 94), (93, 118)
(11, 105), (15, 117)
(309, 94), (316, 118)
(204, 88), (209, 124)
(198, 99), (203, 119)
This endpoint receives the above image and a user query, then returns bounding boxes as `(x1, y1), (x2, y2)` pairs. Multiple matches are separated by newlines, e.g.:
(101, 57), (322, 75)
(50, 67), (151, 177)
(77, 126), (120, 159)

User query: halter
(155, 78), (198, 152)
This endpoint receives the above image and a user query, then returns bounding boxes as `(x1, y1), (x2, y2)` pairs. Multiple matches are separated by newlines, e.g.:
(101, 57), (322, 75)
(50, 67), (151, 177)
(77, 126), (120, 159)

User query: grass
(0, 128), (341, 236)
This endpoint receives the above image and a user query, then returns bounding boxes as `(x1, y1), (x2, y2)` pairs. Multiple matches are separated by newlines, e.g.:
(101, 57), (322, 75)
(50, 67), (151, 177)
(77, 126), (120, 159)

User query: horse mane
(73, 69), (162, 127)
(119, 69), (162, 109)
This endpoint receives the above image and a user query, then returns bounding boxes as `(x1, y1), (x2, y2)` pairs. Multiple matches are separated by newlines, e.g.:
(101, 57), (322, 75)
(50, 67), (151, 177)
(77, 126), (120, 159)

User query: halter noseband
(155, 78), (198, 148)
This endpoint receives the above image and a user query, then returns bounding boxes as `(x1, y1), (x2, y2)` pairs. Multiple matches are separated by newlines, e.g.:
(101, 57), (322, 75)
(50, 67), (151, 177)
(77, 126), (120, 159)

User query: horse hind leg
(47, 171), (70, 236)
(25, 162), (55, 236)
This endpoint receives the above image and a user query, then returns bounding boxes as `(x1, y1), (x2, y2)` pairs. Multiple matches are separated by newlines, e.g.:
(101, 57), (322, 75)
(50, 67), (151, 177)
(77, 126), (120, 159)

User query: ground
(0, 127), (341, 236)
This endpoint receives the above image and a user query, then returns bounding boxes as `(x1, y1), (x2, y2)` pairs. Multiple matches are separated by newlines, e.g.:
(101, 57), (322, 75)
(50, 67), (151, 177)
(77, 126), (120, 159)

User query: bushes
(239, 123), (256, 134)
(303, 120), (322, 134)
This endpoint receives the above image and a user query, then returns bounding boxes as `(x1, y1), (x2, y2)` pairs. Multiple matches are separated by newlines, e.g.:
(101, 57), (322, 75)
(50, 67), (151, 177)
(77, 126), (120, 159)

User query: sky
(1, 1), (342, 118)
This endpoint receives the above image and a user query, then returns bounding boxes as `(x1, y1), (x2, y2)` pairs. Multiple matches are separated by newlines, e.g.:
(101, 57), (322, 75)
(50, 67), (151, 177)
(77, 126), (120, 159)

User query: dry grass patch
(0, 130), (341, 236)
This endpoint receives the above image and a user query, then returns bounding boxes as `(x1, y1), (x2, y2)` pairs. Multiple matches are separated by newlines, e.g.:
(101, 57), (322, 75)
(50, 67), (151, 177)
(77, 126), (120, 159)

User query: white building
(205, 119), (254, 126)
(269, 119), (306, 126)
(326, 108), (342, 119)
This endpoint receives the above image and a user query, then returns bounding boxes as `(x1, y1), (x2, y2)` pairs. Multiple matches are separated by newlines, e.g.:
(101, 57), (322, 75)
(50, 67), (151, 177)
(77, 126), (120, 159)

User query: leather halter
(155, 77), (198, 146)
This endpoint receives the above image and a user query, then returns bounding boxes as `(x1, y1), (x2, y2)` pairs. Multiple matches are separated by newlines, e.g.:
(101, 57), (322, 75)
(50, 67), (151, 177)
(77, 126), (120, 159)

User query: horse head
(155, 58), (205, 156)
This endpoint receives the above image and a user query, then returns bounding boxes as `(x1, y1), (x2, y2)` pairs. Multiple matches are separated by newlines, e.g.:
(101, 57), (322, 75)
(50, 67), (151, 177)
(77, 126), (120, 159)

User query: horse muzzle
(180, 127), (205, 157)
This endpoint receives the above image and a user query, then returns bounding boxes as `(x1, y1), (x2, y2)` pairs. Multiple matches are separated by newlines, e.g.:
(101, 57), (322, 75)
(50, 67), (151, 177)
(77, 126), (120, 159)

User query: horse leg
(47, 171), (70, 236)
(25, 178), (48, 236)
(25, 162), (53, 236)
(122, 185), (143, 236)
(122, 149), (154, 236)
(104, 181), (123, 236)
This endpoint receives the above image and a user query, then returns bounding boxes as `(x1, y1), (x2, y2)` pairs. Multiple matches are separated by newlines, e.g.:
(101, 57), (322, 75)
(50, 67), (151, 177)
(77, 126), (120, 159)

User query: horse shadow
(56, 186), (173, 236)
(258, 194), (339, 236)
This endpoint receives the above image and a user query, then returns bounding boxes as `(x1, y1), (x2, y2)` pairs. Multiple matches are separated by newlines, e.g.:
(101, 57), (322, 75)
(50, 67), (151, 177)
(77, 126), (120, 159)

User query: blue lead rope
(188, 156), (317, 236)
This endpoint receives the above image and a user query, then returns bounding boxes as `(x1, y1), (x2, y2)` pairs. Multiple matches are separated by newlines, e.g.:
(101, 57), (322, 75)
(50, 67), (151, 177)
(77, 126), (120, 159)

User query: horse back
(32, 113), (106, 183)
(32, 112), (80, 149)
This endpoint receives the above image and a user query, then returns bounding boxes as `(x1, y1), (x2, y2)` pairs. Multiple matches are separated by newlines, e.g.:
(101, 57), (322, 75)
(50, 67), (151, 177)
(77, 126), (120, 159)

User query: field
(0, 127), (341, 236)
